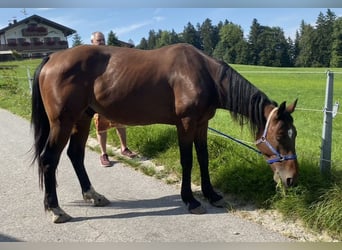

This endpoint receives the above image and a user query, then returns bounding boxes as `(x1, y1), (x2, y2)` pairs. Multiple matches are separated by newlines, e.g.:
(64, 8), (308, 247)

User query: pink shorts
(93, 113), (125, 133)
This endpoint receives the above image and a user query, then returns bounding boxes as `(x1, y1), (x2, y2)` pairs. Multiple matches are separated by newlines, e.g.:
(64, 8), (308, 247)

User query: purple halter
(255, 108), (297, 164)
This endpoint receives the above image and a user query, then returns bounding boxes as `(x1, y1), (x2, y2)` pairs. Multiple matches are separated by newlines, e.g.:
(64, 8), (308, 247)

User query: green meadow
(0, 59), (341, 240)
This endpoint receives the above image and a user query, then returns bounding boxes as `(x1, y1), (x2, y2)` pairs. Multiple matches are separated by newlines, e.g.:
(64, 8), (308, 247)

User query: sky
(1, 8), (342, 46)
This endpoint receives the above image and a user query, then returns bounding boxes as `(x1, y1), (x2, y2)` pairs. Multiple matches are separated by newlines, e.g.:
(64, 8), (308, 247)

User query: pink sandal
(121, 148), (137, 158)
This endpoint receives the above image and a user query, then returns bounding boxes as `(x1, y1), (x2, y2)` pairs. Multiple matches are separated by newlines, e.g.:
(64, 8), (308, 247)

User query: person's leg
(116, 127), (127, 152)
(94, 114), (111, 167)
(97, 131), (111, 167)
(116, 127), (136, 158)
(97, 131), (107, 155)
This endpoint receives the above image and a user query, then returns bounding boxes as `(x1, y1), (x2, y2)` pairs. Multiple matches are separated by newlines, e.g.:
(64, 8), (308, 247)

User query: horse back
(39, 44), (220, 126)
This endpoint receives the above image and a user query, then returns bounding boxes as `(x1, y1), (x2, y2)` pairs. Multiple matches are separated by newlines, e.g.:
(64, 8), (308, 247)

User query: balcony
(0, 42), (69, 52)
(21, 26), (48, 37)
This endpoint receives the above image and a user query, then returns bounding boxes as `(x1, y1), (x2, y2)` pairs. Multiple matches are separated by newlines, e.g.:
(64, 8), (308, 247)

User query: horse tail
(31, 56), (50, 189)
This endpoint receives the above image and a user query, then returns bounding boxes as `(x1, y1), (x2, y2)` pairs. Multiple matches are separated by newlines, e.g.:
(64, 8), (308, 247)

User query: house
(0, 14), (76, 60)
(116, 40), (134, 48)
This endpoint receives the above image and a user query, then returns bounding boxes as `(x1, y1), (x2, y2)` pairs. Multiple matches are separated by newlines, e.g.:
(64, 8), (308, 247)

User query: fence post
(320, 71), (334, 175)
(26, 67), (32, 92)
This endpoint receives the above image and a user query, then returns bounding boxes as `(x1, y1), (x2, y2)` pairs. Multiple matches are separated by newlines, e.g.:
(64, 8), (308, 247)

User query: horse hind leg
(49, 207), (72, 223)
(40, 124), (74, 223)
(67, 113), (110, 207)
(42, 157), (72, 223)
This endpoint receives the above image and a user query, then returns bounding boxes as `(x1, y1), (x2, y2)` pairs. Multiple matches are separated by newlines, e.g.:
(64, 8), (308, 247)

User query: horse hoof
(48, 207), (72, 223)
(189, 205), (207, 214)
(211, 198), (226, 208)
(83, 186), (110, 207)
(93, 195), (110, 207)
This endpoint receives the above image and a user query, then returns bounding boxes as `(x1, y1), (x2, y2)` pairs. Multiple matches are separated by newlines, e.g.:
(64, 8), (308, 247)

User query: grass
(0, 59), (341, 240)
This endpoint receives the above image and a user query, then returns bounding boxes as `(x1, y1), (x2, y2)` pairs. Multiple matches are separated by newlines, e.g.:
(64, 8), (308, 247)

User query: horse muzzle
(272, 160), (299, 188)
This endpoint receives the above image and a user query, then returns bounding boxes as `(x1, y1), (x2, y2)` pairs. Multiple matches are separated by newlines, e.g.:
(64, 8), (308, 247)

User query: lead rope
(208, 127), (261, 155)
(208, 107), (297, 164)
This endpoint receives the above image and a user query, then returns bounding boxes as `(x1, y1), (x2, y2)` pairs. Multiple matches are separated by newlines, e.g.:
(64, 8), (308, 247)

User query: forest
(71, 9), (342, 68)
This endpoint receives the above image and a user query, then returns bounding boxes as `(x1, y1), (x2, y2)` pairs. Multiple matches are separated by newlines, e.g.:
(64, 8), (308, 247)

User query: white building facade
(0, 14), (75, 60)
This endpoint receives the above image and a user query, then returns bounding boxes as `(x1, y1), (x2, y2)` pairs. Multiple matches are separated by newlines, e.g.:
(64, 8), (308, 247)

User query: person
(91, 31), (136, 167)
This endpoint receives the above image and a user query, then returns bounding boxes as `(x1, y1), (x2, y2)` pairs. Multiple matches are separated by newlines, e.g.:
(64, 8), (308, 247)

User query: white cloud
(113, 20), (152, 36)
(153, 16), (165, 22)
(112, 11), (166, 37)
(35, 8), (55, 11)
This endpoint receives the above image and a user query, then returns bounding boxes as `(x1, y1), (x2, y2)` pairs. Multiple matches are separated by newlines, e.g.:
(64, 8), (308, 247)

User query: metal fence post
(26, 66), (32, 92)
(320, 71), (334, 175)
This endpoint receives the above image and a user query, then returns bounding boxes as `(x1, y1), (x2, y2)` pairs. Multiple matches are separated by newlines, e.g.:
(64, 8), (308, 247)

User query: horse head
(256, 99), (298, 188)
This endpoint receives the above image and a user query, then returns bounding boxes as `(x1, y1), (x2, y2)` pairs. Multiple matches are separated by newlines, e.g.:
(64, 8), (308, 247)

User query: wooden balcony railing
(0, 42), (69, 51)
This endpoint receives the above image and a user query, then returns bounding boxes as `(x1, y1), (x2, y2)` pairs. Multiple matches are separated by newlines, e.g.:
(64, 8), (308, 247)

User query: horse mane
(217, 62), (276, 135)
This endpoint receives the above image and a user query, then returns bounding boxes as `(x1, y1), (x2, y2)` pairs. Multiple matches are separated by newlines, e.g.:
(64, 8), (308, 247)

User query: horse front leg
(194, 124), (224, 207)
(67, 113), (110, 207)
(177, 124), (206, 214)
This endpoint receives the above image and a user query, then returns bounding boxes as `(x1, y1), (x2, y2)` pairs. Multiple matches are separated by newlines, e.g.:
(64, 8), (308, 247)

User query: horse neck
(218, 64), (274, 135)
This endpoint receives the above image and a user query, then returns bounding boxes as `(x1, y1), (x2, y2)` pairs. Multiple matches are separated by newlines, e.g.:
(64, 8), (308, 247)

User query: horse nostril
(286, 178), (293, 187)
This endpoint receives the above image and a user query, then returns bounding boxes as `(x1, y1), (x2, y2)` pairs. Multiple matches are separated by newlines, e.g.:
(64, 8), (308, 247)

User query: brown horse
(31, 43), (298, 223)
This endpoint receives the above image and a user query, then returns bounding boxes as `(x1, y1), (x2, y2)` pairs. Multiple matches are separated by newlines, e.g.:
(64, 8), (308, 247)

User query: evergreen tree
(169, 29), (181, 44)
(107, 31), (120, 46)
(291, 31), (300, 66)
(71, 33), (83, 47)
(248, 19), (263, 65)
(330, 17), (342, 67)
(181, 22), (201, 49)
(295, 20), (315, 67)
(137, 37), (148, 49)
(286, 37), (296, 67)
(199, 18), (218, 56)
(147, 30), (157, 49)
(248, 20), (291, 66)
(313, 9), (336, 66)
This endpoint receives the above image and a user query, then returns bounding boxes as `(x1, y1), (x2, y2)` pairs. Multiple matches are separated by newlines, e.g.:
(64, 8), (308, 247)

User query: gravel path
(0, 108), (326, 242)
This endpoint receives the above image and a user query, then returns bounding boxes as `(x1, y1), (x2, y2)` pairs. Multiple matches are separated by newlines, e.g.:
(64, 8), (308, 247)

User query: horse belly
(95, 94), (177, 126)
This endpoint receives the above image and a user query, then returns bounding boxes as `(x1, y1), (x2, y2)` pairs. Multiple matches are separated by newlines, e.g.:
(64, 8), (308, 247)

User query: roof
(117, 40), (134, 48)
(0, 14), (76, 36)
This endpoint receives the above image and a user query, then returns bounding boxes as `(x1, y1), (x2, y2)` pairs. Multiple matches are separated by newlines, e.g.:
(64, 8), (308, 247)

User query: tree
(289, 31), (300, 66)
(295, 20), (315, 67)
(199, 18), (218, 56)
(313, 9), (336, 66)
(137, 38), (148, 49)
(248, 18), (263, 65)
(71, 33), (83, 47)
(248, 19), (291, 66)
(330, 17), (342, 67)
(213, 22), (248, 64)
(181, 22), (201, 49)
(107, 31), (120, 46)
(147, 30), (158, 49)
(156, 31), (171, 48)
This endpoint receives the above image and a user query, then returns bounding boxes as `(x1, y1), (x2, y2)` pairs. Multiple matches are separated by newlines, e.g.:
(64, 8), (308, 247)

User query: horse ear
(277, 101), (286, 117)
(286, 98), (298, 113)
